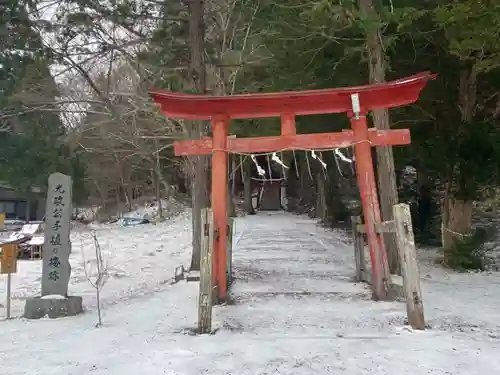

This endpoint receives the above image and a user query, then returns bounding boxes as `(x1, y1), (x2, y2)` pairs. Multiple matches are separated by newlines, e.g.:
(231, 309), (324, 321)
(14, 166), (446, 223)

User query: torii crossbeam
(150, 71), (435, 302)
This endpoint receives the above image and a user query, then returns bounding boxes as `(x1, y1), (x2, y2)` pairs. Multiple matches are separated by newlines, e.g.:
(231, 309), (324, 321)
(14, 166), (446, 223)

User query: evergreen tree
(0, 0), (85, 198)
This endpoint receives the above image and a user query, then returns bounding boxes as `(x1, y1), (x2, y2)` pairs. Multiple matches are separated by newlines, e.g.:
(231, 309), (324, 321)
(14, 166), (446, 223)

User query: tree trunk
(442, 193), (474, 250)
(24, 195), (31, 223)
(415, 169), (434, 242)
(227, 188), (236, 217)
(231, 155), (237, 197)
(243, 158), (255, 215)
(441, 68), (477, 250)
(121, 168), (133, 212)
(187, 0), (209, 272)
(227, 152), (236, 217)
(93, 180), (107, 215)
(325, 155), (349, 225)
(299, 153), (314, 214)
(316, 171), (327, 223)
(156, 172), (163, 219)
(125, 184), (133, 212)
(115, 185), (122, 216)
(154, 139), (164, 219)
(189, 159), (209, 271)
(359, 0), (400, 275)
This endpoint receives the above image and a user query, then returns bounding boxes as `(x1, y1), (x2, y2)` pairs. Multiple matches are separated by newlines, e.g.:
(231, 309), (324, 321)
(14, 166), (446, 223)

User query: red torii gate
(150, 72), (435, 302)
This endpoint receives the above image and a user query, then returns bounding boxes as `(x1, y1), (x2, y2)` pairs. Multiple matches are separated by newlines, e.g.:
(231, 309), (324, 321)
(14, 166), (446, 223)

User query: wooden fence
(351, 203), (425, 330)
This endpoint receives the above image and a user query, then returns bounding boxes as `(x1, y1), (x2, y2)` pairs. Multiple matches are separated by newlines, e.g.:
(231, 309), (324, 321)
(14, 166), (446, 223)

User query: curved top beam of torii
(149, 71), (436, 120)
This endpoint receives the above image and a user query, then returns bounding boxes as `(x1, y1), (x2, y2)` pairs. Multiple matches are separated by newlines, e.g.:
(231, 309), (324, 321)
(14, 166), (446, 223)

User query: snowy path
(2, 212), (500, 374)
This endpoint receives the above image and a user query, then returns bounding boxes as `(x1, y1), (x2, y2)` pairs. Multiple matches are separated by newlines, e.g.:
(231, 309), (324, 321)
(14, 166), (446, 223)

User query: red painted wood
(211, 117), (229, 301)
(150, 72), (436, 120)
(350, 115), (390, 300)
(281, 113), (296, 136)
(174, 129), (410, 156)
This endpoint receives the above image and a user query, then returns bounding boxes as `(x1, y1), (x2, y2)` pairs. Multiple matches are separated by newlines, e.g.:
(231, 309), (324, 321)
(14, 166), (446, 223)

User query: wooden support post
(1, 243), (17, 319)
(226, 217), (234, 286)
(211, 117), (229, 301)
(351, 216), (365, 282)
(198, 208), (214, 333)
(356, 221), (395, 234)
(281, 113), (296, 136)
(393, 203), (425, 330)
(350, 113), (391, 300)
(6, 272), (11, 319)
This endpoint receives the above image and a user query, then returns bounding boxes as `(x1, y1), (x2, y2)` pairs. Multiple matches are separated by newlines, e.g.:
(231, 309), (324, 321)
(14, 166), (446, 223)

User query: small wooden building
(0, 182), (45, 222)
(259, 181), (283, 210)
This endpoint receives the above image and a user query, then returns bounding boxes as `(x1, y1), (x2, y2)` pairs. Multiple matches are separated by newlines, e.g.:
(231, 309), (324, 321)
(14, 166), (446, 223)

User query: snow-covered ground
(1, 212), (500, 374)
(0, 211), (192, 317)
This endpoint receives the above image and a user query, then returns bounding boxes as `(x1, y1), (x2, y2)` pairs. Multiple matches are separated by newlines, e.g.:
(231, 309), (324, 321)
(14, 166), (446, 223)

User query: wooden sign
(1, 244), (18, 274)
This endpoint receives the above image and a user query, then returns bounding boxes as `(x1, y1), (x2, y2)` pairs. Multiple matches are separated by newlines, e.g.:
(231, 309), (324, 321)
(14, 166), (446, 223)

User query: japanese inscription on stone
(41, 173), (72, 297)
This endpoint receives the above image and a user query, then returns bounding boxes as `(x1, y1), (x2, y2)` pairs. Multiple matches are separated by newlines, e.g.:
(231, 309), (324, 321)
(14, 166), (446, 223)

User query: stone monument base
(23, 296), (84, 319)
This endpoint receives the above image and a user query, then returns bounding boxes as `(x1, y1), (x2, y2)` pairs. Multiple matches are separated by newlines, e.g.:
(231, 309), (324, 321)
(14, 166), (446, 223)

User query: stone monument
(24, 173), (84, 319)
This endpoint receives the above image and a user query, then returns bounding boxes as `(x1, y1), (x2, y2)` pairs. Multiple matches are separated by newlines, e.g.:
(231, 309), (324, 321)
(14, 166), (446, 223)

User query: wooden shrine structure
(150, 72), (435, 302)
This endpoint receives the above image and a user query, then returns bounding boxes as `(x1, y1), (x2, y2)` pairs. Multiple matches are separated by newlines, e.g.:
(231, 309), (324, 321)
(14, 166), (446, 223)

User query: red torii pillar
(150, 72), (435, 301)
